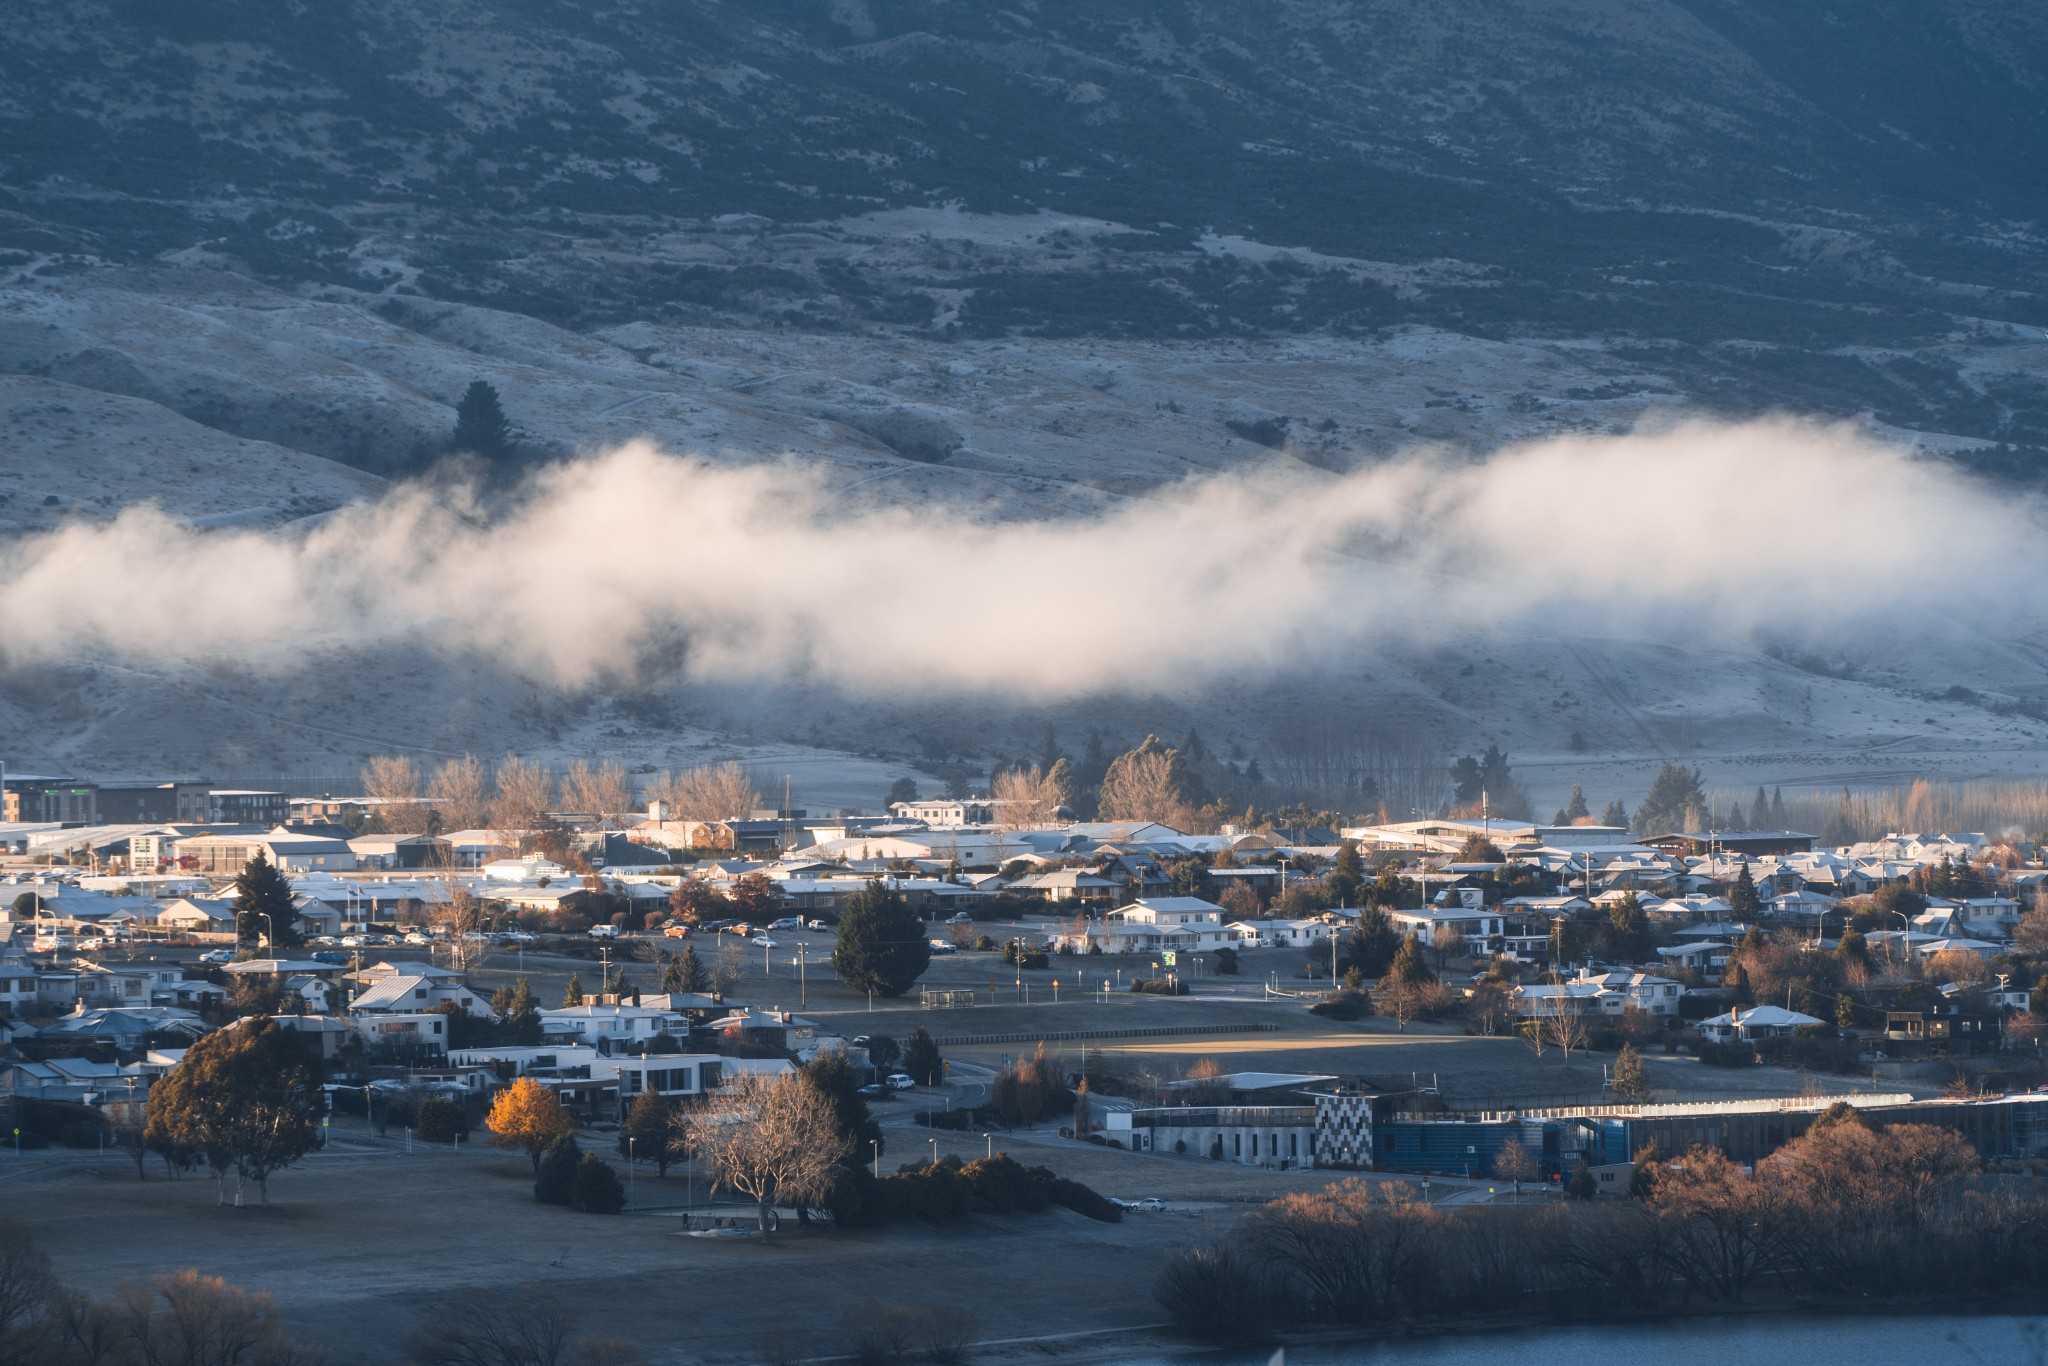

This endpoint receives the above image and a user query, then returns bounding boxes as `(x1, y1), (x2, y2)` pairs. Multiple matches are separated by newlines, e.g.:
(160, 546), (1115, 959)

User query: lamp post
(982, 1132), (993, 1161)
(928, 1137), (938, 1168)
(628, 1136), (636, 1197)
(871, 1138), (881, 1180)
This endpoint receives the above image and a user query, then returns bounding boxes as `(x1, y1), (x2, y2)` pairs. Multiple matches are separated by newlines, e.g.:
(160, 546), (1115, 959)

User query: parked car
(768, 917), (801, 931)
(502, 929), (538, 944)
(927, 939), (956, 953)
(198, 948), (237, 964)
(1124, 1197), (1167, 1212)
(663, 924), (692, 938)
(750, 936), (778, 948)
(723, 924), (754, 937)
(945, 912), (974, 924)
(310, 951), (348, 965)
(403, 932), (431, 945)
(885, 1073), (916, 1090)
(588, 924), (620, 939)
(806, 919), (830, 931)
(857, 1083), (888, 1098)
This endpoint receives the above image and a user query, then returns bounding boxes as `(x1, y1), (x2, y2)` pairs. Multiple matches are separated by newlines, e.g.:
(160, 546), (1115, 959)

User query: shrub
(414, 1097), (468, 1143)
(570, 1154), (627, 1214)
(1695, 1041), (1757, 1068)
(1309, 988), (1372, 1020)
(1129, 978), (1188, 996)
(1045, 1175), (1121, 1223)
(534, 1135), (582, 1205)
(1155, 1243), (1277, 1344)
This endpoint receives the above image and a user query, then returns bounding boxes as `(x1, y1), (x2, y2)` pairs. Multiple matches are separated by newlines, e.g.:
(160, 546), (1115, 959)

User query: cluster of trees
(0, 1230), (320, 1366)
(0, 1218), (645, 1366)
(1159, 1112), (2043, 1343)
(356, 755), (765, 838)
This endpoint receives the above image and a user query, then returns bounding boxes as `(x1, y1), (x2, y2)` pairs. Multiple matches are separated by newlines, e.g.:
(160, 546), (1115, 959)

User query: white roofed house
(1696, 1005), (1824, 1043)
(539, 1003), (686, 1052)
(1049, 897), (1237, 954)
(173, 828), (358, 876)
(1389, 905), (1505, 950)
(155, 897), (237, 936)
(349, 973), (492, 1017)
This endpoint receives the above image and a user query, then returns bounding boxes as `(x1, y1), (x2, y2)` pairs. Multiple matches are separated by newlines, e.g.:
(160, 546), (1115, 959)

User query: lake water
(1140, 1314), (2044, 1366)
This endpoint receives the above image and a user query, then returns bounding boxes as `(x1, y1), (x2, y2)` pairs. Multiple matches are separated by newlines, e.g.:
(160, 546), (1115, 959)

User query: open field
(0, 1138), (1199, 1366)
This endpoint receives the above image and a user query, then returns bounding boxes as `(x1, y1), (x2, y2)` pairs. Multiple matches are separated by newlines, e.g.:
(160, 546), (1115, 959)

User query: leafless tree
(652, 764), (761, 822)
(692, 1072), (853, 1240)
(428, 755), (492, 832)
(1492, 1137), (1537, 1200)
(492, 755), (556, 836)
(0, 1217), (57, 1356)
(991, 765), (1062, 829)
(712, 939), (745, 996)
(117, 1270), (319, 1366)
(1097, 750), (1184, 824)
(362, 755), (425, 832)
(1543, 999), (1590, 1061)
(1238, 1179), (1441, 1322)
(563, 761), (634, 829)
(404, 1287), (576, 1366)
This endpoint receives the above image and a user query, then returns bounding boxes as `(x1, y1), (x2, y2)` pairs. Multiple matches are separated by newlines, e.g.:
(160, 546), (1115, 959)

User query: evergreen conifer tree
(832, 881), (932, 997)
(450, 380), (516, 462)
(233, 854), (302, 949)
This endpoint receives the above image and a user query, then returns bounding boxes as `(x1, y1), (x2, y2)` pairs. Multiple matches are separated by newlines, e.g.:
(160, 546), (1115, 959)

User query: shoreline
(940, 1294), (2048, 1366)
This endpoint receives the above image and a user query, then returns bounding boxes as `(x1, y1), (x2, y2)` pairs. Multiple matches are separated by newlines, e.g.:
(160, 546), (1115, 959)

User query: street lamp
(928, 1137), (938, 1168)
(982, 1132), (993, 1160)
(628, 1136), (636, 1197)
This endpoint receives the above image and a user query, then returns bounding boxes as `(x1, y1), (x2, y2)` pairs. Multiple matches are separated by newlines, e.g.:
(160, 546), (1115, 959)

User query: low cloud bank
(0, 418), (2035, 696)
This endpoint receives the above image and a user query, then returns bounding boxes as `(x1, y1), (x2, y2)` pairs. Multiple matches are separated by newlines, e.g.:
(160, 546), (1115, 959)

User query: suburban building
(205, 791), (291, 825)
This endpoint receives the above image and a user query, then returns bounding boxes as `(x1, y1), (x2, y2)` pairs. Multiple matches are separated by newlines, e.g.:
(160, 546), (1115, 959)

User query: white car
(885, 1073), (916, 1090)
(588, 925), (619, 939)
(926, 939), (956, 954)
(1124, 1197), (1167, 1212)
(806, 919), (829, 931)
(750, 935), (778, 948)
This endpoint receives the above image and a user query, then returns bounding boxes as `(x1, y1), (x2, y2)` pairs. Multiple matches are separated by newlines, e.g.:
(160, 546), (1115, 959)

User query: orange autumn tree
(486, 1078), (574, 1173)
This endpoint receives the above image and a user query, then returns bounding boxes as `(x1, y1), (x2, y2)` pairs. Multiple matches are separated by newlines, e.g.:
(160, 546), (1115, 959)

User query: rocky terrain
(1, 1), (2046, 809)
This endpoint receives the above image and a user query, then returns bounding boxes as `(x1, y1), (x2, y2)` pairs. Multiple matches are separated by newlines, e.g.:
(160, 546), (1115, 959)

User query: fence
(930, 1022), (1282, 1047)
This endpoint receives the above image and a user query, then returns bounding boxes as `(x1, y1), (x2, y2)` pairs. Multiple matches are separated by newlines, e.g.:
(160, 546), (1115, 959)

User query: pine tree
(619, 1090), (674, 1175)
(562, 973), (585, 1007)
(1562, 785), (1590, 823)
(1633, 763), (1705, 835)
(495, 978), (542, 1045)
(1748, 787), (1770, 829)
(1728, 862), (1761, 920)
(832, 881), (933, 997)
(670, 944), (709, 994)
(1382, 935), (1435, 987)
(1770, 787), (1787, 825)
(1611, 1043), (1648, 1101)
(450, 380), (515, 462)
(233, 854), (302, 949)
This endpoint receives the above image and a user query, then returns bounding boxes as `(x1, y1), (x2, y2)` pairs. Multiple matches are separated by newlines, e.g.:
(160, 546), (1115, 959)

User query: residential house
(539, 1003), (686, 1051)
(1050, 897), (1236, 954)
(1695, 1005), (1823, 1043)
(349, 973), (492, 1017)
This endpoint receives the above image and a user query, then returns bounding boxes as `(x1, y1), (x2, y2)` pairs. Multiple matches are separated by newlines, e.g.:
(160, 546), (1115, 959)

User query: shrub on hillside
(414, 1097), (468, 1143)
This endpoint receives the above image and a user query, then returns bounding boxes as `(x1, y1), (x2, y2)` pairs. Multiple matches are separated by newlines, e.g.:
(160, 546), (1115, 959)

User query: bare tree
(428, 755), (493, 832)
(563, 761), (633, 829)
(653, 764), (761, 822)
(692, 1073), (854, 1240)
(1097, 750), (1183, 824)
(1492, 1137), (1537, 1201)
(991, 765), (1061, 829)
(712, 939), (745, 997)
(492, 755), (556, 836)
(404, 1287), (575, 1366)
(362, 755), (424, 832)
(118, 1270), (318, 1366)
(1544, 999), (1590, 1061)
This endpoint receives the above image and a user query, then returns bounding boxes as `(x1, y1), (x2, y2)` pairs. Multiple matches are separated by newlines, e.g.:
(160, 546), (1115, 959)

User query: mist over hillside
(2, 0), (2046, 807)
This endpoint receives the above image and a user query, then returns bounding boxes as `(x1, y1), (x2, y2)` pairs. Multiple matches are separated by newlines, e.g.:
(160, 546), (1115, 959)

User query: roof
(1700, 1005), (1823, 1028)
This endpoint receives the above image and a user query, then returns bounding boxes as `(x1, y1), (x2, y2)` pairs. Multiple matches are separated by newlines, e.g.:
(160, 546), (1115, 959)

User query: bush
(1155, 1243), (1277, 1344)
(1129, 978), (1188, 996)
(570, 1154), (627, 1214)
(414, 1097), (468, 1143)
(1695, 1041), (1756, 1068)
(1213, 947), (1240, 975)
(534, 1135), (582, 1205)
(1045, 1175), (1122, 1222)
(1309, 988), (1372, 1020)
